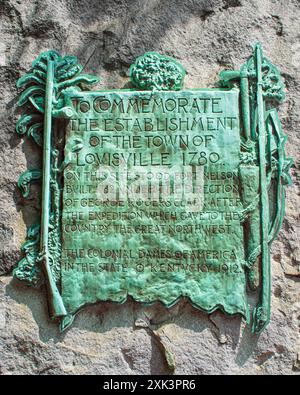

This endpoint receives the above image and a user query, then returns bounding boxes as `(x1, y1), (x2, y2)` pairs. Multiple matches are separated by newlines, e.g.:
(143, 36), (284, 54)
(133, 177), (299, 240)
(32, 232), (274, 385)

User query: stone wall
(0, 0), (299, 375)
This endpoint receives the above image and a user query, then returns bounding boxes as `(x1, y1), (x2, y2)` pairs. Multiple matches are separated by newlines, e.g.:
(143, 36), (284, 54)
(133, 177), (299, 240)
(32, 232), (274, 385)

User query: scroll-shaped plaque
(14, 45), (293, 333)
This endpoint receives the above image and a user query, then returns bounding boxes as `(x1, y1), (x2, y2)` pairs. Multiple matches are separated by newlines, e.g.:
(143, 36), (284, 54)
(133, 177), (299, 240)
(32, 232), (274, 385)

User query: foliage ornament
(130, 52), (186, 91)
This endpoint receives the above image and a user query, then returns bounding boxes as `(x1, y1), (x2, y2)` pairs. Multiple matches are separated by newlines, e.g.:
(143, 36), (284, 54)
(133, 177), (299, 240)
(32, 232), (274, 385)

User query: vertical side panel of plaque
(220, 43), (293, 334)
(14, 51), (99, 326)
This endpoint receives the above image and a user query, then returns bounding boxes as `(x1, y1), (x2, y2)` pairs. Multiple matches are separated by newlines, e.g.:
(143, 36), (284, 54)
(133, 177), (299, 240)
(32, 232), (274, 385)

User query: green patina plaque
(61, 88), (245, 317)
(14, 47), (293, 333)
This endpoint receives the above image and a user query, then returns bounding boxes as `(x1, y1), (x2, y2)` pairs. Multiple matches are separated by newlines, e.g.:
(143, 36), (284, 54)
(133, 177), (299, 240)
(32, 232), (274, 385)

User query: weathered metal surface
(60, 88), (246, 330)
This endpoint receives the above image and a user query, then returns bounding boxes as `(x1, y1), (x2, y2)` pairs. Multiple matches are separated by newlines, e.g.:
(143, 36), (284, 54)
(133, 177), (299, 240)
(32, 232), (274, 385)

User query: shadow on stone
(235, 324), (260, 366)
(5, 275), (248, 356)
(5, 277), (63, 342)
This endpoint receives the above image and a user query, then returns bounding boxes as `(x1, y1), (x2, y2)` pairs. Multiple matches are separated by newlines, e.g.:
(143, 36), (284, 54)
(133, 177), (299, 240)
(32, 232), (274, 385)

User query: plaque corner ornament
(14, 43), (293, 334)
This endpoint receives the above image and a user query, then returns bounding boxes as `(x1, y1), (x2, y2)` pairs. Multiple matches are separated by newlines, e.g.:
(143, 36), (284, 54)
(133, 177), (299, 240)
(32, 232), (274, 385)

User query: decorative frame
(14, 44), (292, 333)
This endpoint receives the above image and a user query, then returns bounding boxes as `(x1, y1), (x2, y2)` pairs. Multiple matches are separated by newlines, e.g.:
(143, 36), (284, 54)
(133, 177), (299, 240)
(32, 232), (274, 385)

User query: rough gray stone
(0, 0), (299, 375)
